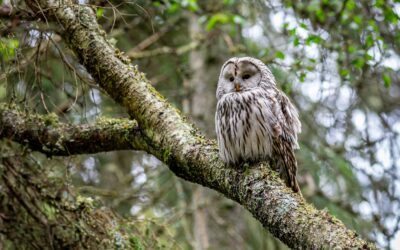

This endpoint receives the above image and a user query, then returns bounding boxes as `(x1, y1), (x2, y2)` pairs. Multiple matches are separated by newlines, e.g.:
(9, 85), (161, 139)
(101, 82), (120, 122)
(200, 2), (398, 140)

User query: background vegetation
(0, 0), (399, 249)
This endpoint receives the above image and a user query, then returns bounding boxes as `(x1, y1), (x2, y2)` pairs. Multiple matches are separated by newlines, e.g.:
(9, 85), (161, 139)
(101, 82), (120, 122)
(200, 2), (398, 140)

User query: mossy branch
(21, 0), (377, 249)
(0, 105), (146, 156)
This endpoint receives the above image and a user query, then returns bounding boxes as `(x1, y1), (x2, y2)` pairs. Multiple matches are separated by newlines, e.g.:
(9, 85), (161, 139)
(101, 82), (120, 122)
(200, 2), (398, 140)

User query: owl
(215, 57), (302, 193)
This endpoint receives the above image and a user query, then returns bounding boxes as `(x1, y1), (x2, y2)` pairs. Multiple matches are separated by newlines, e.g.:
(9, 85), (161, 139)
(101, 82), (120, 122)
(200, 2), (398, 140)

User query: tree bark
(18, 1), (376, 249)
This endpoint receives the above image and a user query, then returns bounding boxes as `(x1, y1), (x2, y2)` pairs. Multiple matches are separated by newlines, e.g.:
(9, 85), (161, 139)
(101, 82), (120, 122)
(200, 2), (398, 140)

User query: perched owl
(215, 57), (302, 193)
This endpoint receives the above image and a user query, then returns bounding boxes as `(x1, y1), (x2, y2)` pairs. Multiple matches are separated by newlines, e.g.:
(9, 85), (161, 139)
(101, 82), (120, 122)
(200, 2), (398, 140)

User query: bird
(215, 57), (302, 193)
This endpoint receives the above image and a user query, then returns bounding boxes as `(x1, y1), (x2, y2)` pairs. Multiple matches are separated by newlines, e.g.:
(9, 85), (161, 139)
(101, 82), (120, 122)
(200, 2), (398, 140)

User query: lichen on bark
(0, 105), (144, 156)
(0, 149), (141, 249)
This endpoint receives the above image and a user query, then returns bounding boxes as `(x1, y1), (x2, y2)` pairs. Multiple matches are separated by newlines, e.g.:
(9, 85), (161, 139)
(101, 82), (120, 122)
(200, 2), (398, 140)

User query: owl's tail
(273, 136), (302, 196)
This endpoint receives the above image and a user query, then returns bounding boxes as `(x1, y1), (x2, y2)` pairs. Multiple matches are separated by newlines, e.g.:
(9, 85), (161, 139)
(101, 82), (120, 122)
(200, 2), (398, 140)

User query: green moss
(145, 82), (166, 102)
(162, 148), (171, 163)
(42, 202), (57, 220)
(243, 163), (251, 176)
(114, 48), (131, 65)
(129, 236), (145, 250)
(76, 195), (95, 208)
(95, 117), (133, 126)
(43, 113), (59, 126)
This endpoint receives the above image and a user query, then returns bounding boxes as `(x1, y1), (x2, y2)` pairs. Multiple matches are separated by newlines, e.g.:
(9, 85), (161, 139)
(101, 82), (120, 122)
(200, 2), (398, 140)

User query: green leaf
(339, 68), (349, 77)
(223, 0), (235, 5)
(306, 35), (322, 45)
(353, 15), (362, 25)
(315, 9), (326, 22)
(365, 53), (373, 61)
(368, 20), (378, 32)
(299, 22), (308, 29)
(293, 37), (300, 46)
(275, 51), (285, 59)
(8, 39), (19, 49)
(206, 13), (230, 31)
(375, 0), (384, 7)
(383, 73), (391, 88)
(299, 72), (306, 82)
(308, 58), (316, 63)
(283, 22), (289, 29)
(96, 8), (104, 18)
(186, 0), (199, 12)
(384, 8), (399, 24)
(346, 0), (356, 11)
(352, 58), (365, 69)
(167, 3), (179, 14)
(347, 45), (356, 53)
(365, 35), (374, 48)
(0, 38), (19, 61)
(289, 28), (296, 36)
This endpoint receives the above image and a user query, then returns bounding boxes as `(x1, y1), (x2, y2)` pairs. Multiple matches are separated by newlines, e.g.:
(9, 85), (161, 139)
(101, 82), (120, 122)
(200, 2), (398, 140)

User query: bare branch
(128, 15), (181, 53)
(128, 40), (202, 59)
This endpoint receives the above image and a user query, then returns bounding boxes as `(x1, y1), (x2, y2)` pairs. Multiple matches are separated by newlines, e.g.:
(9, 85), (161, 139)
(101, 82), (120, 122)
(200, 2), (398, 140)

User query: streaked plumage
(215, 57), (301, 193)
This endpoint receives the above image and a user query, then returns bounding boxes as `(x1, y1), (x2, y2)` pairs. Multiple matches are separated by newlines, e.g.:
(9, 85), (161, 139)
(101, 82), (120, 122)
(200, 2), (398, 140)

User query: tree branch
(127, 40), (202, 59)
(0, 105), (145, 156)
(22, 1), (376, 248)
(128, 15), (181, 53)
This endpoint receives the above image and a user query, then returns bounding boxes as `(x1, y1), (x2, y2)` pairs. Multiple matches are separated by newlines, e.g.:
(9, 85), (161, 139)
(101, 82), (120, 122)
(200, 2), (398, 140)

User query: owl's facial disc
(220, 61), (261, 97)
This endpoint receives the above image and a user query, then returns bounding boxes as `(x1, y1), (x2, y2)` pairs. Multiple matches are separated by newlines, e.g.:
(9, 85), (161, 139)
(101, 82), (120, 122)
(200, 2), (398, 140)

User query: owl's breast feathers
(215, 88), (281, 164)
(215, 56), (301, 194)
(215, 88), (301, 193)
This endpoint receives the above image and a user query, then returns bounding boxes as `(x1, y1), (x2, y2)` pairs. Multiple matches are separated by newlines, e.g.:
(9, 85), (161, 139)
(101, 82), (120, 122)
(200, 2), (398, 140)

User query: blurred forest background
(0, 0), (399, 249)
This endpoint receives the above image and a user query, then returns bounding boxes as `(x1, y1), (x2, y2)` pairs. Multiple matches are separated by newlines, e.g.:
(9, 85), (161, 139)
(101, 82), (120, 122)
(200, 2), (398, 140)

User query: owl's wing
(277, 91), (301, 149)
(272, 90), (302, 194)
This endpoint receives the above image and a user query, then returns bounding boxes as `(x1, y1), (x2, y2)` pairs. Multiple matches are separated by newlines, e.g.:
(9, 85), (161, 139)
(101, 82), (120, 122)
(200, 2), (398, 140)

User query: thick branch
(0, 105), (144, 156)
(23, 1), (376, 249)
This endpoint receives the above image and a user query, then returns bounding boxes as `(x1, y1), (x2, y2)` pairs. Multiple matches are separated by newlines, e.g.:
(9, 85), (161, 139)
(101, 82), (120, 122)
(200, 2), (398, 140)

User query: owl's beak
(234, 83), (241, 92)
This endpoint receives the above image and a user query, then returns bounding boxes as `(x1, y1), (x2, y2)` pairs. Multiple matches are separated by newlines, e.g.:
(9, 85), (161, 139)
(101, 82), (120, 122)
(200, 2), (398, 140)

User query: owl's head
(216, 57), (276, 100)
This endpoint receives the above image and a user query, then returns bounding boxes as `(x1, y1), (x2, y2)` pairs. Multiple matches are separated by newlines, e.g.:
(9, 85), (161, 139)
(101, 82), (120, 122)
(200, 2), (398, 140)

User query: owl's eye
(229, 77), (234, 82)
(242, 74), (251, 80)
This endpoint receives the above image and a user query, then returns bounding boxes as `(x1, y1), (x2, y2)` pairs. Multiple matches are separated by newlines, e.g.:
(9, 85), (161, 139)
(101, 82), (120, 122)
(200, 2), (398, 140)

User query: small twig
(128, 16), (181, 53)
(128, 40), (202, 59)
